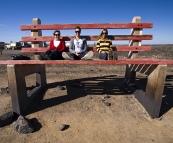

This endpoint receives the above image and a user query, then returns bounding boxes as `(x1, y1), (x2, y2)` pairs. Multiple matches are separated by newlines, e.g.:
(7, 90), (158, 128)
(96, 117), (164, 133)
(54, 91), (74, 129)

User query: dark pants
(69, 52), (86, 60)
(43, 49), (64, 60)
(98, 53), (107, 60)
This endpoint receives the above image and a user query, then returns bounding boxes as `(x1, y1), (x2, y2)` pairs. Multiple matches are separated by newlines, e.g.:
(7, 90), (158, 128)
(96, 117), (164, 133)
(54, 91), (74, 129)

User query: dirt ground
(0, 47), (173, 143)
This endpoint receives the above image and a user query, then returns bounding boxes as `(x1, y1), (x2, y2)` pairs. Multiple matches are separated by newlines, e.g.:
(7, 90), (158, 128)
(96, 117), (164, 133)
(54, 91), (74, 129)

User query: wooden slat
(20, 23), (153, 30)
(22, 35), (152, 42)
(22, 46), (151, 53)
(0, 59), (173, 65)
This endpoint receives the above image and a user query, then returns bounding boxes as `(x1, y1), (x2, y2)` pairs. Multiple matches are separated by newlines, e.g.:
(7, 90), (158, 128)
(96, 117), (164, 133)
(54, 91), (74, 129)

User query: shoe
(108, 51), (113, 60)
(45, 55), (50, 60)
(62, 52), (73, 60)
(81, 51), (94, 60)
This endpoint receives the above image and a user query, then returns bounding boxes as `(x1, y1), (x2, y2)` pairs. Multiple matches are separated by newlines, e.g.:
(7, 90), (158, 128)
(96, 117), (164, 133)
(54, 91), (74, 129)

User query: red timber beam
(1, 59), (173, 65)
(20, 23), (153, 30)
(22, 46), (151, 53)
(22, 35), (152, 42)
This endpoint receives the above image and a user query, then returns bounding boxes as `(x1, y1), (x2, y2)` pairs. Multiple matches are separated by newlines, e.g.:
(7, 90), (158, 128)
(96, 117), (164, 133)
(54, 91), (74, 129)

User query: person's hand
(75, 52), (80, 56)
(101, 51), (105, 54)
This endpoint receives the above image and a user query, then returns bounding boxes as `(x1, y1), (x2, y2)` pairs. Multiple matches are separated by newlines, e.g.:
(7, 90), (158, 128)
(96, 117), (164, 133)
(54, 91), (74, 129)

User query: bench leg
(134, 65), (167, 118)
(7, 64), (46, 115)
(124, 64), (136, 86)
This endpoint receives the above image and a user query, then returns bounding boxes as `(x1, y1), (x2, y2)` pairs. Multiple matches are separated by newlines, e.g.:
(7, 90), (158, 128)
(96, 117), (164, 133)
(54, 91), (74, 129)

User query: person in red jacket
(39, 30), (66, 60)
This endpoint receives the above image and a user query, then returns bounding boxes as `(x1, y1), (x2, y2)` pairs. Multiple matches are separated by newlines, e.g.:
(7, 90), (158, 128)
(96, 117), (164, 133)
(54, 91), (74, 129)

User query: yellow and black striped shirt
(96, 38), (113, 53)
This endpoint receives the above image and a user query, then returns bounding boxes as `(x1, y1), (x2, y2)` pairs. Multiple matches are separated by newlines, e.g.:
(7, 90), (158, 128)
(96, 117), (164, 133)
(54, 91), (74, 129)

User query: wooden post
(31, 18), (43, 60)
(124, 16), (142, 86)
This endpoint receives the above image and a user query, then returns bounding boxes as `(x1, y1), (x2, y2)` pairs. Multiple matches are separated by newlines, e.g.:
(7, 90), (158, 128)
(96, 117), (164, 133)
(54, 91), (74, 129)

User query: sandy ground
(0, 48), (173, 143)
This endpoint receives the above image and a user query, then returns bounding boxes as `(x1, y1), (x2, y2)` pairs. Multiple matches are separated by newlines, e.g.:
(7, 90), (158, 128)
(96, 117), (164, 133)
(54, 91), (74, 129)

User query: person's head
(53, 30), (60, 40)
(75, 26), (81, 38)
(98, 29), (108, 39)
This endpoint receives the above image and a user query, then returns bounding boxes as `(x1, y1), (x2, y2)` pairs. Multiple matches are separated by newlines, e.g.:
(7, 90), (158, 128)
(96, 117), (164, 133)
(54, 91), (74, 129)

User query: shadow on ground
(24, 75), (173, 118)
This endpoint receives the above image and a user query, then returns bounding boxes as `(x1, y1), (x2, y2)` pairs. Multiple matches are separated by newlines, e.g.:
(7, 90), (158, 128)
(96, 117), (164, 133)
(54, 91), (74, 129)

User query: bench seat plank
(1, 59), (173, 65)
(22, 46), (151, 53)
(20, 23), (153, 30)
(22, 35), (152, 42)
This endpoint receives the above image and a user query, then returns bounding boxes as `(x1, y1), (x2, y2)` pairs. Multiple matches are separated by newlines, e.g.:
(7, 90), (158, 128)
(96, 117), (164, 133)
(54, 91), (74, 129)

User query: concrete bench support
(128, 64), (167, 118)
(7, 64), (46, 115)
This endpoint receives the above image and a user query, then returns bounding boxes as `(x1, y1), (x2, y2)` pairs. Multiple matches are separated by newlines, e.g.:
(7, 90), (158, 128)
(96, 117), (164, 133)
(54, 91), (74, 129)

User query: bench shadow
(24, 75), (131, 115)
(160, 75), (173, 116)
(24, 74), (173, 117)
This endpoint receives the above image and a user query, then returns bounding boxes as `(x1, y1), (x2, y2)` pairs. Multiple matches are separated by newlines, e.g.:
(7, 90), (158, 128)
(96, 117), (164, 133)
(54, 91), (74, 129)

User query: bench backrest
(20, 16), (153, 57)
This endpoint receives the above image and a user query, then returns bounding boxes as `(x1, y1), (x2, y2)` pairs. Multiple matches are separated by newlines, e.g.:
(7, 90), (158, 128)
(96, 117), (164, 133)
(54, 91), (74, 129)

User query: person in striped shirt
(96, 29), (115, 60)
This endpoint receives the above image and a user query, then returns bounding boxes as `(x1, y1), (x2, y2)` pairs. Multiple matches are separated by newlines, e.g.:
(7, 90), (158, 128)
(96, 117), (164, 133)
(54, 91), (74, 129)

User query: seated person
(62, 26), (93, 60)
(96, 29), (117, 60)
(39, 30), (65, 60)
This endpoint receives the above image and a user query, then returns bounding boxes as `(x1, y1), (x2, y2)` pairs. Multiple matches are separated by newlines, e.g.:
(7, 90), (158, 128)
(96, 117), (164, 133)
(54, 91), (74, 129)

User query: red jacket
(49, 39), (66, 52)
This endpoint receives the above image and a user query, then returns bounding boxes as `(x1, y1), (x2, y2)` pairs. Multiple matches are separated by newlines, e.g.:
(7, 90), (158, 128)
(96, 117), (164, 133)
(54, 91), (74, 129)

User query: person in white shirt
(62, 26), (93, 60)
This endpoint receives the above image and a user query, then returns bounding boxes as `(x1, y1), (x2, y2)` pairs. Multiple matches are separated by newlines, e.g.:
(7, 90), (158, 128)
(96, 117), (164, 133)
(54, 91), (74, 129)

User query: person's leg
(78, 52), (86, 59)
(39, 50), (52, 60)
(56, 51), (64, 60)
(44, 50), (51, 57)
(80, 51), (94, 60)
(98, 53), (107, 60)
(70, 53), (79, 60)
(62, 52), (75, 60)
(49, 50), (64, 60)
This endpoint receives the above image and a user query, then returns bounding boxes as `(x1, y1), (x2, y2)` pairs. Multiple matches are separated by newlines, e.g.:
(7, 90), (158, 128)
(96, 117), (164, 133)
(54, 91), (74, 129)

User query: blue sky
(0, 0), (172, 45)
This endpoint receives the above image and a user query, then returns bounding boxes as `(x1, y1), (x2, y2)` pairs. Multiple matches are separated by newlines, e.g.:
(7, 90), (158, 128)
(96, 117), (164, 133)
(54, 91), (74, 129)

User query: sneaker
(62, 52), (73, 60)
(108, 51), (113, 60)
(81, 51), (94, 60)
(45, 55), (50, 60)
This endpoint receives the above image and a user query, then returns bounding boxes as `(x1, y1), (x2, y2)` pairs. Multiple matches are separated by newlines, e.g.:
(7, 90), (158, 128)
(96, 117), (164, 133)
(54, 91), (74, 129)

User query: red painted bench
(2, 16), (170, 119)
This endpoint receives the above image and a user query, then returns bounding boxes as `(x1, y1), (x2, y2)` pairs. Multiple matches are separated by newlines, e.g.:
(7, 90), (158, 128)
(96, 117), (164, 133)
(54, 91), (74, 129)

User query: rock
(58, 124), (70, 131)
(0, 87), (9, 95)
(57, 85), (65, 90)
(104, 102), (111, 106)
(12, 116), (33, 134)
(103, 94), (110, 99)
(0, 111), (14, 127)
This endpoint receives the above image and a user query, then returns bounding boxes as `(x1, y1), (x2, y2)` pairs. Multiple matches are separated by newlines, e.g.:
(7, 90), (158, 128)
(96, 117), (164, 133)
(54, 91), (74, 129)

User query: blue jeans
(43, 49), (64, 60)
(69, 52), (86, 60)
(98, 53), (107, 60)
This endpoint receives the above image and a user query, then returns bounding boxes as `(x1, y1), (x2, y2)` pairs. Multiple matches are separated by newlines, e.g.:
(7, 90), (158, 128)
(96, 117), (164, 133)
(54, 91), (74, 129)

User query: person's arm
(80, 39), (87, 53)
(109, 40), (113, 51)
(96, 40), (101, 53)
(49, 40), (54, 51)
(69, 39), (75, 54)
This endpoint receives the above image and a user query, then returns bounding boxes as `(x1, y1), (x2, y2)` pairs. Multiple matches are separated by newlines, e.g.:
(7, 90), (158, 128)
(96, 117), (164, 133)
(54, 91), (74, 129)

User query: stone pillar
(7, 64), (47, 115)
(134, 65), (167, 118)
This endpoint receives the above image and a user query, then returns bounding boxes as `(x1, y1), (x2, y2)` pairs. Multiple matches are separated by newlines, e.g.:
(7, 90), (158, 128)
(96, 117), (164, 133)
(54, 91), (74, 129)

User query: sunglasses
(54, 34), (60, 36)
(75, 31), (80, 33)
(102, 32), (107, 35)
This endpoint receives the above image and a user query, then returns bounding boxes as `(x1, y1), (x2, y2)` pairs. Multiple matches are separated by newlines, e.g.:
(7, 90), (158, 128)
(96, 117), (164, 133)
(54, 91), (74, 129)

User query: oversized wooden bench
(2, 16), (171, 119)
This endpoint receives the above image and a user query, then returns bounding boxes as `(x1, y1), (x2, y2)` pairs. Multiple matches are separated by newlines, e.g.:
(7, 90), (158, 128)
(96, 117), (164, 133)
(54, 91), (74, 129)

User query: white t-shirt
(74, 39), (83, 53)
(54, 40), (60, 47)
